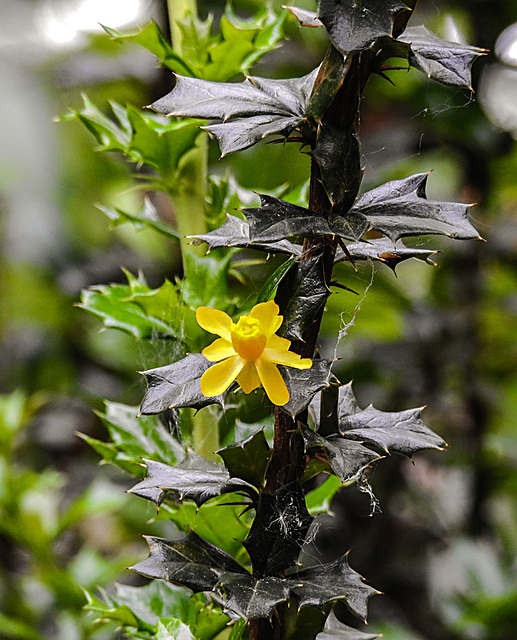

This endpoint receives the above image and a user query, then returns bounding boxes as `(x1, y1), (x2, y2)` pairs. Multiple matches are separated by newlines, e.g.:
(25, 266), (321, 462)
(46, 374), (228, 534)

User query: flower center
(231, 316), (267, 361)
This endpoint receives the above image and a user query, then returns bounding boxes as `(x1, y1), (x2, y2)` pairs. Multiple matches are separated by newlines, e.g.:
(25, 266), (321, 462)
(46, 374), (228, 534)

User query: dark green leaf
(282, 360), (333, 418)
(284, 7), (323, 28)
(310, 382), (358, 431)
(312, 123), (364, 216)
(243, 195), (365, 243)
(257, 256), (298, 303)
(398, 26), (486, 89)
(306, 46), (351, 123)
(351, 173), (481, 241)
(310, 383), (446, 457)
(277, 256), (331, 340)
(191, 214), (302, 254)
(318, 383), (340, 436)
(316, 0), (411, 55)
(244, 483), (313, 576)
(98, 200), (180, 239)
(140, 354), (228, 414)
(341, 405), (446, 456)
(338, 238), (439, 271)
(215, 574), (291, 619)
(217, 429), (272, 489)
(159, 493), (253, 568)
(301, 424), (382, 483)
(150, 69), (319, 155)
(131, 532), (247, 592)
(316, 611), (380, 639)
(129, 458), (256, 507)
(290, 555), (378, 619)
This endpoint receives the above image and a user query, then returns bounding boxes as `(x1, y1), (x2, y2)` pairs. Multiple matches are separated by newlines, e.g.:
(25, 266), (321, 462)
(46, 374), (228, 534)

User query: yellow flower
(196, 300), (312, 406)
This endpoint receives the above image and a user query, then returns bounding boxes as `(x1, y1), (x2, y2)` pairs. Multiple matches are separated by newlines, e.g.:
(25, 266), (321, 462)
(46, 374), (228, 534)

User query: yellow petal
(255, 358), (289, 406)
(196, 307), (232, 340)
(266, 333), (291, 351)
(236, 362), (261, 394)
(249, 300), (283, 337)
(202, 338), (236, 362)
(262, 347), (312, 370)
(200, 356), (245, 397)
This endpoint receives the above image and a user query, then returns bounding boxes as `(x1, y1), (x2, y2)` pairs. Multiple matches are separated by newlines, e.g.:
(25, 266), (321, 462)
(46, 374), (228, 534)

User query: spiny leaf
(310, 383), (446, 457)
(338, 238), (439, 271)
(104, 7), (286, 83)
(244, 483), (313, 576)
(282, 360), (333, 418)
(351, 173), (481, 242)
(85, 581), (230, 640)
(217, 429), (272, 490)
(214, 574), (291, 619)
(97, 200), (180, 240)
(277, 256), (331, 341)
(131, 533), (247, 592)
(190, 213), (301, 255)
(140, 354), (229, 414)
(129, 458), (257, 507)
(103, 22), (195, 75)
(150, 68), (319, 156)
(301, 424), (382, 483)
(81, 402), (184, 476)
(316, 0), (411, 55)
(78, 272), (181, 340)
(243, 195), (366, 243)
(340, 405), (446, 456)
(181, 252), (233, 311)
(66, 96), (201, 182)
(289, 556), (378, 619)
(316, 611), (380, 639)
(284, 7), (323, 28)
(398, 25), (487, 89)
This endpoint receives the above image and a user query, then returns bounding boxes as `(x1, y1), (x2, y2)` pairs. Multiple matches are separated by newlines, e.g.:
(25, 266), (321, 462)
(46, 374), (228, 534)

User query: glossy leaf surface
(217, 429), (272, 489)
(317, 0), (410, 55)
(399, 25), (486, 88)
(351, 173), (480, 241)
(191, 214), (301, 255)
(316, 611), (380, 639)
(282, 360), (333, 418)
(129, 458), (256, 507)
(150, 69), (319, 155)
(132, 533), (247, 592)
(311, 383), (446, 457)
(277, 256), (331, 341)
(301, 424), (382, 483)
(140, 354), (228, 414)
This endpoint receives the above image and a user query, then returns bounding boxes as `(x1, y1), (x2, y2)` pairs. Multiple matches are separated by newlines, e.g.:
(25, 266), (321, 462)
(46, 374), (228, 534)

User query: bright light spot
(479, 64), (517, 139)
(39, 10), (82, 47)
(66, 0), (144, 33)
(495, 22), (517, 67)
(40, 0), (149, 49)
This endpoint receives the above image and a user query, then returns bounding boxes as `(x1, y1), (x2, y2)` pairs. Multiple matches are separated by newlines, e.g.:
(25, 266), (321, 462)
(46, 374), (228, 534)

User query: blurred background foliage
(0, 0), (517, 639)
